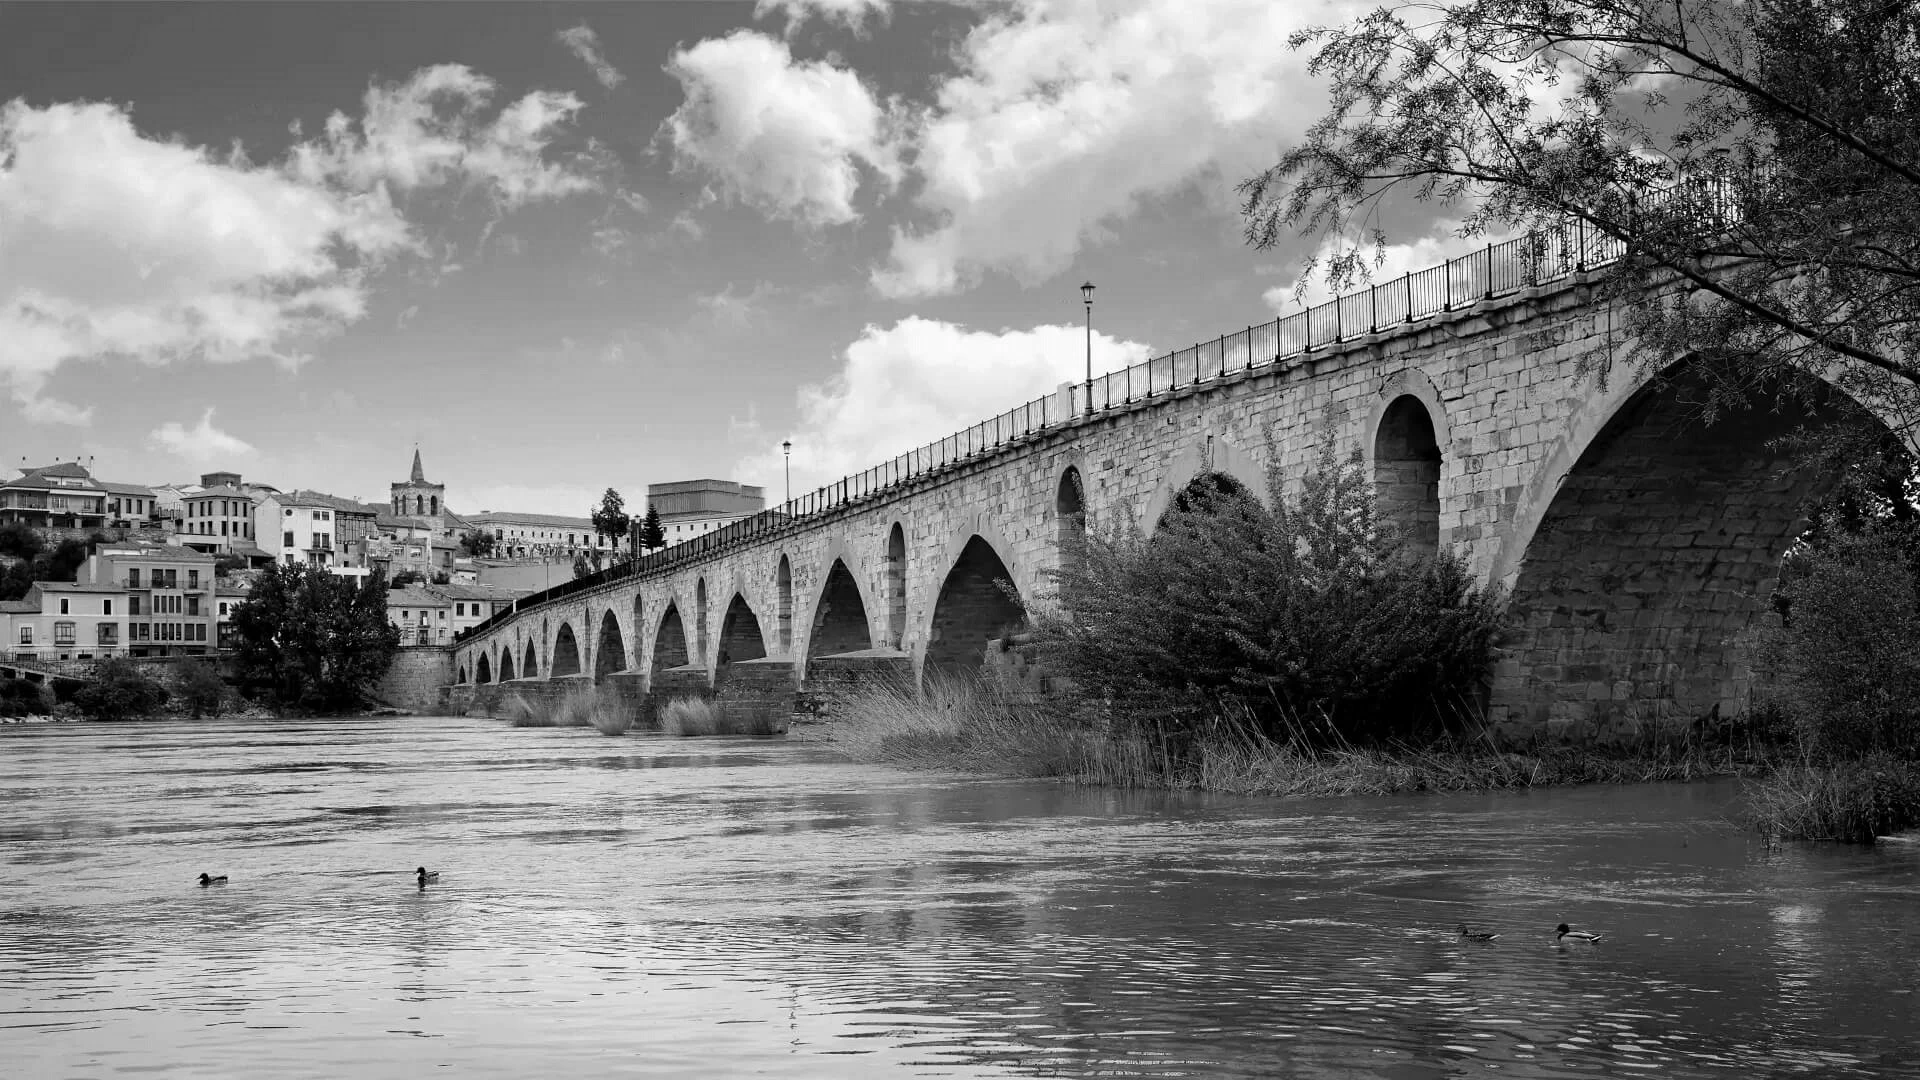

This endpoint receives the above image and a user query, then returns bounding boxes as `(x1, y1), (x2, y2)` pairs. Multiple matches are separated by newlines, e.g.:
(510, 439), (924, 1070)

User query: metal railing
(462, 211), (1666, 643)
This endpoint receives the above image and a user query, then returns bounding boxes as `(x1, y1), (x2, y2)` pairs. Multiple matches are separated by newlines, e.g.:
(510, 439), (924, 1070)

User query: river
(2, 716), (1917, 1078)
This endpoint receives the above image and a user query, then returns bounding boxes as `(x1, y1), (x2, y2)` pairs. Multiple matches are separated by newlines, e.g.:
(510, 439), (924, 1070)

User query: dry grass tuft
(658, 696), (781, 737)
(503, 686), (633, 735)
(810, 674), (1757, 796)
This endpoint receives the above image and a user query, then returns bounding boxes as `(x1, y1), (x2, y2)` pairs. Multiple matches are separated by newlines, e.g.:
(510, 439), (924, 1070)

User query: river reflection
(3, 716), (1917, 1078)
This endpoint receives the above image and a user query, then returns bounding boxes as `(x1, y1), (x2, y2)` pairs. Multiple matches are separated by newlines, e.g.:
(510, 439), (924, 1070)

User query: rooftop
(97, 481), (155, 497)
(35, 581), (128, 593)
(466, 510), (596, 530)
(97, 544), (217, 564)
(188, 485), (251, 500)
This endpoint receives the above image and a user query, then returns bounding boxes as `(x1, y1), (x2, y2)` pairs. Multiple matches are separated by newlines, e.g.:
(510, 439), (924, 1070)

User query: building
(100, 482), (159, 528)
(80, 542), (220, 656)
(464, 511), (612, 558)
(178, 473), (262, 555)
(646, 479), (765, 547)
(214, 583), (251, 650)
(386, 584), (452, 646)
(384, 581), (524, 646)
(388, 449), (449, 535)
(1, 581), (129, 660)
(432, 582), (524, 637)
(0, 461), (152, 532)
(256, 490), (377, 568)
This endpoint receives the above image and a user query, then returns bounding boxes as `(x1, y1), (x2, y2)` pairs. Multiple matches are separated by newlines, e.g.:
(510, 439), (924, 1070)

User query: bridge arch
(653, 601), (690, 675)
(775, 555), (794, 654)
(499, 646), (517, 682)
(717, 593), (767, 670)
(552, 622), (582, 677)
(595, 608), (626, 680)
(1490, 363), (1885, 737)
(806, 558), (873, 662)
(522, 637), (538, 680)
(1139, 437), (1265, 536)
(1372, 394), (1443, 557)
(884, 521), (907, 649)
(456, 662), (467, 684)
(924, 534), (1026, 679)
(475, 652), (491, 684)
(1055, 463), (1087, 566)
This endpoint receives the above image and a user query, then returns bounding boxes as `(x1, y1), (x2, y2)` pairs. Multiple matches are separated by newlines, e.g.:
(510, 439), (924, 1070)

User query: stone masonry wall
(375, 646), (456, 713)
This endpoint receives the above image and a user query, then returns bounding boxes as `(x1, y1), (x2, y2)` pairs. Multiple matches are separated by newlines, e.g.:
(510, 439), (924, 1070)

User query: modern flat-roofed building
(645, 479), (764, 548)
(79, 542), (220, 656)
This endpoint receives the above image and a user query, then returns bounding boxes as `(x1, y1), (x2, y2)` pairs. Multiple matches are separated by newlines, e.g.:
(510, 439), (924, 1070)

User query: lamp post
(782, 440), (792, 506)
(1081, 281), (1095, 416)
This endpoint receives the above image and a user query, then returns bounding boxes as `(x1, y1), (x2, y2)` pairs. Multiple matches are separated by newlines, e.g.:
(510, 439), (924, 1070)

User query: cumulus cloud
(557, 23), (626, 90)
(661, 31), (900, 227)
(664, 0), (1365, 295)
(753, 0), (893, 34)
(0, 65), (597, 422)
(148, 408), (256, 463)
(874, 0), (1353, 296)
(735, 316), (1150, 494)
(287, 64), (598, 208)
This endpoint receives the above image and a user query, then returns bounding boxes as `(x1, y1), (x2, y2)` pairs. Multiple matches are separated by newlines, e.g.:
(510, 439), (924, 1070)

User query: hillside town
(0, 450), (765, 660)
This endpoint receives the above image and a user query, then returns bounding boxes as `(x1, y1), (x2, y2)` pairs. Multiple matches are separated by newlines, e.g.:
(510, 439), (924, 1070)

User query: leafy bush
(72, 659), (170, 722)
(1762, 526), (1920, 760)
(1028, 447), (1503, 753)
(174, 662), (228, 719)
(0, 678), (50, 718)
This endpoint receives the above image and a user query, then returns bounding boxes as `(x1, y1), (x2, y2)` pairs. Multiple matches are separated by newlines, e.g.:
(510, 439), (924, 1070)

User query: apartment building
(0, 582), (128, 660)
(80, 543), (220, 656)
(178, 483), (259, 555)
(0, 462), (155, 531)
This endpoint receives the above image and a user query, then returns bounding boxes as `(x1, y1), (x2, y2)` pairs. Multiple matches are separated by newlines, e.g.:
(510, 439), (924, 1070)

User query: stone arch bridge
(447, 236), (1895, 740)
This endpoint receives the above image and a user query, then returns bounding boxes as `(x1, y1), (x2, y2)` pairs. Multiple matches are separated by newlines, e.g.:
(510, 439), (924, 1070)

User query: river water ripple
(3, 716), (1917, 1078)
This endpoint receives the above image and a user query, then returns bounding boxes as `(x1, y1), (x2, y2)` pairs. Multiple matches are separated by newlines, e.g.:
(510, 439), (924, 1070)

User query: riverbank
(806, 678), (1768, 799)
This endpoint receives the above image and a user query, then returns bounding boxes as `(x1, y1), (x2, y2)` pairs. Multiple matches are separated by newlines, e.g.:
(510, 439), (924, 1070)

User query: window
(18, 627), (31, 645)
(54, 622), (75, 646)
(58, 598), (69, 615)
(103, 599), (113, 616)
(218, 602), (229, 616)
(187, 570), (199, 589)
(97, 624), (117, 646)
(187, 596), (200, 617)
(129, 595), (141, 616)
(284, 531), (295, 548)
(221, 521), (229, 536)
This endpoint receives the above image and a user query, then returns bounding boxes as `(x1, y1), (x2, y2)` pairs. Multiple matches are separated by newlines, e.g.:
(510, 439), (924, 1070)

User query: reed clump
(658, 696), (781, 737)
(502, 687), (634, 735)
(811, 673), (1095, 777)
(814, 675), (1751, 796)
(1744, 756), (1920, 843)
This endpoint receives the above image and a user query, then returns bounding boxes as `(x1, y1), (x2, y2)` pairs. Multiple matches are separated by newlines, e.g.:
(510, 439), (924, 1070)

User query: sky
(0, 0), (1474, 517)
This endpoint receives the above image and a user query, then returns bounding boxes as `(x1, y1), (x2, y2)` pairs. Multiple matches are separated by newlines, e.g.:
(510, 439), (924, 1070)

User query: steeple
(410, 447), (425, 483)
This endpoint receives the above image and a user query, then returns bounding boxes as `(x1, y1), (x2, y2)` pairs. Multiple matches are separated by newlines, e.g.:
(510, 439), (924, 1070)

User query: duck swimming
(1457, 924), (1498, 941)
(1555, 923), (1601, 943)
(415, 867), (439, 886)
(198, 873), (227, 886)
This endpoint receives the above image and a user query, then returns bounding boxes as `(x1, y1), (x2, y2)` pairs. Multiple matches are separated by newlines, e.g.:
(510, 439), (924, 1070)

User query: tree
(637, 503), (666, 553)
(459, 529), (496, 558)
(1239, 0), (1920, 427)
(591, 488), (631, 558)
(230, 564), (399, 712)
